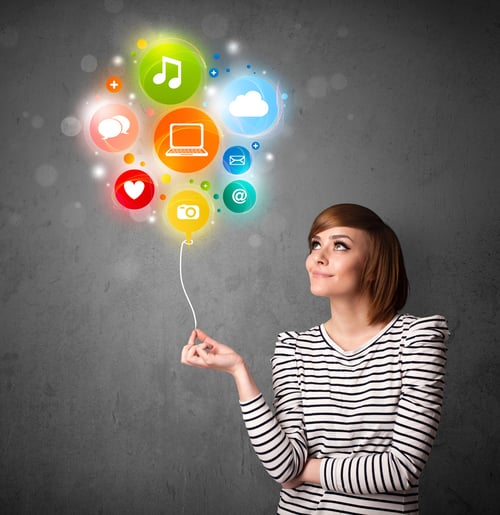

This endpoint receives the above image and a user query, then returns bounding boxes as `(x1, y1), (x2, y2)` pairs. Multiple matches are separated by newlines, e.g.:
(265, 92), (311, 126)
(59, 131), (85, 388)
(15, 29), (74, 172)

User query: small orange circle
(159, 193), (167, 201)
(106, 76), (122, 93)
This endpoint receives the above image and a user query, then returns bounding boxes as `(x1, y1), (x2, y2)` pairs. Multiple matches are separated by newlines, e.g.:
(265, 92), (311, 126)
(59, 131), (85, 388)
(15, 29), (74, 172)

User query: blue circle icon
(220, 76), (281, 136)
(223, 146), (251, 175)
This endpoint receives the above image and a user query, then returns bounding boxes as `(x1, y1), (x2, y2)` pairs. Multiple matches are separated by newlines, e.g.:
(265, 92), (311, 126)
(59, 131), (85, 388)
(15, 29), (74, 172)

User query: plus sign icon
(106, 76), (122, 93)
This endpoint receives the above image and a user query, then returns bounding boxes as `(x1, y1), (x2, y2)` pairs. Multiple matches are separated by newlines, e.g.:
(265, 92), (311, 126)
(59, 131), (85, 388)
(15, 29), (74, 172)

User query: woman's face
(305, 226), (371, 300)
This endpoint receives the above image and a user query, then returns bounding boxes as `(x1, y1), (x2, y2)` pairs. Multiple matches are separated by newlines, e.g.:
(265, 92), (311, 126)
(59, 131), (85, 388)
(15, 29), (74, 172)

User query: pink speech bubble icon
(89, 104), (138, 152)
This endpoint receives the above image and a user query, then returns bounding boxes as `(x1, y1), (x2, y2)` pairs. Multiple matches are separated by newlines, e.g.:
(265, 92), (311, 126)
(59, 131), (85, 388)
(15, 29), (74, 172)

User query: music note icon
(153, 56), (182, 89)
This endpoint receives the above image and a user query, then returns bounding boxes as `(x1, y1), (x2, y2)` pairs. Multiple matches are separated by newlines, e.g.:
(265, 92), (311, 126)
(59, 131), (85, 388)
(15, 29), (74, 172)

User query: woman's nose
(315, 251), (327, 265)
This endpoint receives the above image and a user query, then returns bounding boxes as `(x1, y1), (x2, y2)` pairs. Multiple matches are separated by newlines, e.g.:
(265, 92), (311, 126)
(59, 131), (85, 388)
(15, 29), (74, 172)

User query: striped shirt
(240, 314), (449, 514)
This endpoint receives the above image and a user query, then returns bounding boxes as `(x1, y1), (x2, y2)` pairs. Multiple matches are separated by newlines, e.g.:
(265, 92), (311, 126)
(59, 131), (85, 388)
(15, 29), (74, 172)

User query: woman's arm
(287, 316), (449, 494)
(181, 329), (308, 484)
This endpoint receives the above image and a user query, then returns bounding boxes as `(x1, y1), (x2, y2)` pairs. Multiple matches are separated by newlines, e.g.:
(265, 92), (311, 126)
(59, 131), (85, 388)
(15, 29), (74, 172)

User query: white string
(179, 239), (197, 330)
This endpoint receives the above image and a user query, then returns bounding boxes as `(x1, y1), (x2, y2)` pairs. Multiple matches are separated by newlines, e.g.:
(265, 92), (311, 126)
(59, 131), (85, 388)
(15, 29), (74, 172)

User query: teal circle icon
(139, 39), (205, 104)
(223, 180), (256, 213)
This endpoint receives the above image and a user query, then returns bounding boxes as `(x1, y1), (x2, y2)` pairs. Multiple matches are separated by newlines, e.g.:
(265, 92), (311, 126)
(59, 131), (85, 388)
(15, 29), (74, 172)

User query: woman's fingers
(181, 346), (196, 363)
(193, 328), (208, 340)
(188, 330), (197, 345)
(181, 331), (213, 368)
(281, 478), (303, 489)
(194, 328), (218, 349)
(181, 331), (195, 362)
(181, 329), (238, 372)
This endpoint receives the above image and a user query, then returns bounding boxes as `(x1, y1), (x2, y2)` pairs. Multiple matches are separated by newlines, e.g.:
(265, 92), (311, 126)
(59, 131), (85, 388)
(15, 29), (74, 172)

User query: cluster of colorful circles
(85, 36), (285, 242)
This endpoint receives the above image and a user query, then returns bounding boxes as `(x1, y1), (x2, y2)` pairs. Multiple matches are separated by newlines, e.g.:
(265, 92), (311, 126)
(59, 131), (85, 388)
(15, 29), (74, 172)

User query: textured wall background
(1, 0), (499, 513)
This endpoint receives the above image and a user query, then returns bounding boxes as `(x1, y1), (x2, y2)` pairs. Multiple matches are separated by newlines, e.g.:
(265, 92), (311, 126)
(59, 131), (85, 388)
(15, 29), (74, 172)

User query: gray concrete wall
(1, 0), (499, 513)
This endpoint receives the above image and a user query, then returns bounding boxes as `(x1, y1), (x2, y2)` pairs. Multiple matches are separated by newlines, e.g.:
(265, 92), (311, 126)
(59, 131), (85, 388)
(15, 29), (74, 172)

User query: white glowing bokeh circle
(81, 54), (98, 72)
(35, 164), (58, 187)
(306, 76), (328, 98)
(331, 73), (348, 90)
(61, 116), (82, 137)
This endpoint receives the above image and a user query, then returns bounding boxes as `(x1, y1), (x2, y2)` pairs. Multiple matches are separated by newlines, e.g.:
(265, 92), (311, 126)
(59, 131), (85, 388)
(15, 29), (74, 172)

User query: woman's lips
(310, 271), (333, 278)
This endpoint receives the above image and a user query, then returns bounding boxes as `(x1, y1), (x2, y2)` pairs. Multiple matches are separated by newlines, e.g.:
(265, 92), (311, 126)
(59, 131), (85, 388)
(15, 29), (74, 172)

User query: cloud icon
(229, 90), (269, 118)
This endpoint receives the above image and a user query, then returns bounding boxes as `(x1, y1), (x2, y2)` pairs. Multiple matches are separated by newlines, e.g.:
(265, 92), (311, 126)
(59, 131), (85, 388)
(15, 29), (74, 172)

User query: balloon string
(179, 239), (197, 330)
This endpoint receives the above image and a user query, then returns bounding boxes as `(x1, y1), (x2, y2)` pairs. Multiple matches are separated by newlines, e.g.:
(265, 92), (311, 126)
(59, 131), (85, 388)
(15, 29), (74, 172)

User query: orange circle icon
(154, 107), (220, 173)
(106, 76), (122, 93)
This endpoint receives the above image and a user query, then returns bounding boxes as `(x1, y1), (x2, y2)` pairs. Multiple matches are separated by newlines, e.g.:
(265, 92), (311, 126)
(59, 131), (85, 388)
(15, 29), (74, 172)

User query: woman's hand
(181, 329), (244, 376)
(181, 329), (260, 401)
(281, 459), (321, 489)
(281, 477), (304, 490)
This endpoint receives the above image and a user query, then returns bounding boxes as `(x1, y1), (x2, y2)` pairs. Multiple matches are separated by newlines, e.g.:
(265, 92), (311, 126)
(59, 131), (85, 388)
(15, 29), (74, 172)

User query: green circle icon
(223, 180), (257, 213)
(139, 40), (205, 104)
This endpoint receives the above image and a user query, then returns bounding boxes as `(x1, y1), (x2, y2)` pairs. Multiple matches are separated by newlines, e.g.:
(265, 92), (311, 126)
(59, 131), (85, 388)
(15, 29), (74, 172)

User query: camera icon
(177, 204), (200, 220)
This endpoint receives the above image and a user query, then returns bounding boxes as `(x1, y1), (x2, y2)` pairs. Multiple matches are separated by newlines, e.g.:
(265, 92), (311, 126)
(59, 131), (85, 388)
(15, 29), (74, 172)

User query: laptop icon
(165, 123), (208, 157)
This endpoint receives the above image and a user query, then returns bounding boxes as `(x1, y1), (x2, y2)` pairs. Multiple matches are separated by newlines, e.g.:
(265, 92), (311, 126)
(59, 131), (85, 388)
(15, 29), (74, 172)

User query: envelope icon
(229, 154), (246, 166)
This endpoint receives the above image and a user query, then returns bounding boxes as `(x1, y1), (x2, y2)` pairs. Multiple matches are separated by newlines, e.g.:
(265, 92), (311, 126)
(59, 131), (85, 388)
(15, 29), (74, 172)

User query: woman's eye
(310, 240), (321, 250)
(334, 241), (349, 251)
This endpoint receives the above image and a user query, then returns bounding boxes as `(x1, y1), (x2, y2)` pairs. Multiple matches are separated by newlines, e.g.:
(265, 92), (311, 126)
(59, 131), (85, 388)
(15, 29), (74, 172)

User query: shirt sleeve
(239, 331), (308, 484)
(320, 315), (449, 494)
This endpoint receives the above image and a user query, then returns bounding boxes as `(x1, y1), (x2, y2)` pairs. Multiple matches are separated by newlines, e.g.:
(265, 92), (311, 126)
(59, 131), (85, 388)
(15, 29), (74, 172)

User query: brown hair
(308, 203), (409, 324)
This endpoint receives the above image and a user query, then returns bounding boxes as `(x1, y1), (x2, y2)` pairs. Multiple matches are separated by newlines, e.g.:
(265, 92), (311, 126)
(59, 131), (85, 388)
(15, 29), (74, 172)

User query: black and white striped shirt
(240, 314), (449, 514)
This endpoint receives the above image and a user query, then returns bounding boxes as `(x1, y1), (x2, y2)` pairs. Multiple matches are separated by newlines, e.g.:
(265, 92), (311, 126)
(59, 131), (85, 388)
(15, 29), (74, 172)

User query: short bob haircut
(308, 203), (409, 325)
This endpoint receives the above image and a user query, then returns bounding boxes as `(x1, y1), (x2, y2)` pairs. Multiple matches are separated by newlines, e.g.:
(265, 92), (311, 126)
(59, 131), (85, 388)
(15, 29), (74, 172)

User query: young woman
(181, 203), (449, 514)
